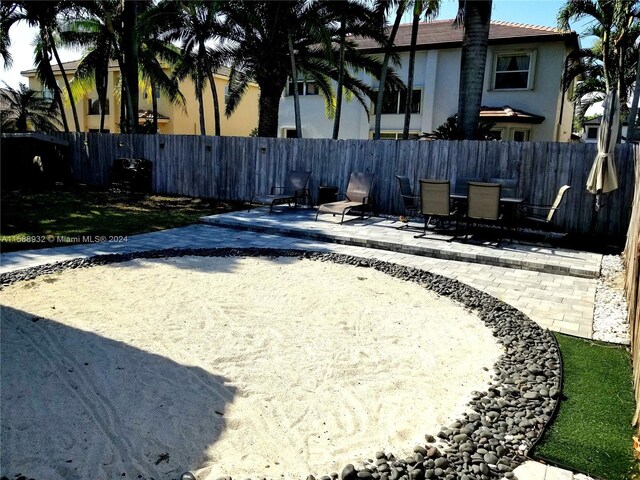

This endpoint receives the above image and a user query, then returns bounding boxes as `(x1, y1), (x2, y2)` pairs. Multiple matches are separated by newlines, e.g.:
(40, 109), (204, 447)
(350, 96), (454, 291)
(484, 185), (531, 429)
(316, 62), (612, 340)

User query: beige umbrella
(586, 89), (620, 197)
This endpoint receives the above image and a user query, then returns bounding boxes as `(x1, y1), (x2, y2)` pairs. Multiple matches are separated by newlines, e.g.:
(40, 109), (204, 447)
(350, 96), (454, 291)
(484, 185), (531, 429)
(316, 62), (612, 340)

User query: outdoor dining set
(247, 170), (571, 242)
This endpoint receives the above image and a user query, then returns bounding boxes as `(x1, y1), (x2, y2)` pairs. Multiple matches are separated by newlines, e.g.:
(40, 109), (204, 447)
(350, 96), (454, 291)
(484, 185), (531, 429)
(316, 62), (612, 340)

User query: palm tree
(403, 0), (439, 140)
(559, 0), (640, 133)
(224, 0), (401, 138)
(1, 3), (20, 68)
(0, 82), (62, 132)
(373, 0), (407, 140)
(324, 0), (391, 140)
(160, 0), (227, 136)
(455, 0), (493, 140)
(12, 0), (81, 132)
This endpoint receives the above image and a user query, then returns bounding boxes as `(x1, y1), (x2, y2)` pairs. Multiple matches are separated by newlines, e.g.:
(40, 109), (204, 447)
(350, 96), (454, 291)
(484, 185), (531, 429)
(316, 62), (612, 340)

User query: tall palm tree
(1, 3), (20, 68)
(224, 0), (401, 138)
(455, 0), (493, 140)
(373, 0), (407, 140)
(324, 0), (390, 140)
(559, 0), (640, 133)
(403, 0), (439, 140)
(0, 82), (62, 132)
(12, 0), (81, 132)
(159, 0), (227, 136)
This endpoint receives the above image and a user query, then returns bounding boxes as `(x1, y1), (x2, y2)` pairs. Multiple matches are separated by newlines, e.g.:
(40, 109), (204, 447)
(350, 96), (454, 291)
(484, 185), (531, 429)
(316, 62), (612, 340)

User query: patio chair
(248, 171), (312, 214)
(417, 179), (457, 234)
(316, 172), (375, 224)
(396, 175), (419, 226)
(466, 182), (502, 240)
(523, 185), (571, 230)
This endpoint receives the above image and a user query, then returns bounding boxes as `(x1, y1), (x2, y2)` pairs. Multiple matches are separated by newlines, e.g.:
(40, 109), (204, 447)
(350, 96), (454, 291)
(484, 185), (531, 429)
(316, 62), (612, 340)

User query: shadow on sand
(1, 305), (236, 480)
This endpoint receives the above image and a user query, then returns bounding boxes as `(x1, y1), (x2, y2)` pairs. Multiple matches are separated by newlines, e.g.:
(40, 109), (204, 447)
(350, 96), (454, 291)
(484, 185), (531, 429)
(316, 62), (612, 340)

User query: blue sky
(1, 0), (595, 89)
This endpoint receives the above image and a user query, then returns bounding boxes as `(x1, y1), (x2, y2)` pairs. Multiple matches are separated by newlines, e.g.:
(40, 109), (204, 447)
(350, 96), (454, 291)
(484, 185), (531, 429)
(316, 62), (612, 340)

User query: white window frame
(491, 50), (536, 91)
(586, 126), (598, 140)
(511, 128), (531, 142)
(368, 131), (421, 140)
(285, 80), (319, 97)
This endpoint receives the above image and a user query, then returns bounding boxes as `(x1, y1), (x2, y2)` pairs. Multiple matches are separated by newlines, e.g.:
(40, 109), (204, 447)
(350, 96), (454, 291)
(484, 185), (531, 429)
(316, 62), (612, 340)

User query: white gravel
(593, 255), (630, 344)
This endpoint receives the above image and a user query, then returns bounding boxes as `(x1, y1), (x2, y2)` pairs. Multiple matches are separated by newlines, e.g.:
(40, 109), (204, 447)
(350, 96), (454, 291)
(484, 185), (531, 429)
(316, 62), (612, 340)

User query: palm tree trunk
(123, 0), (139, 134)
(99, 72), (107, 132)
(50, 38), (80, 132)
(115, 52), (136, 134)
(403, 9), (421, 140)
(332, 16), (346, 140)
(626, 50), (640, 143)
(207, 70), (221, 136)
(374, 1), (405, 140)
(287, 32), (302, 138)
(457, 0), (492, 140)
(151, 80), (158, 134)
(257, 80), (286, 138)
(39, 29), (69, 132)
(196, 75), (206, 135)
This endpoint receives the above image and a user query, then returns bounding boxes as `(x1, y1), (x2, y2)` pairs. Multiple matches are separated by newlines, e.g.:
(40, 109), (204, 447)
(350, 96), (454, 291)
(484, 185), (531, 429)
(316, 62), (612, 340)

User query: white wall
(278, 39), (574, 142)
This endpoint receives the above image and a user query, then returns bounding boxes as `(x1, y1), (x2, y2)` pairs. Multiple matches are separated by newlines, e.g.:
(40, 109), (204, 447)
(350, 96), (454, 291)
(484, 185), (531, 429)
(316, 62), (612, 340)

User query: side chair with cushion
(466, 182), (502, 240)
(417, 179), (457, 235)
(523, 185), (571, 230)
(249, 171), (312, 214)
(396, 175), (420, 226)
(316, 172), (375, 224)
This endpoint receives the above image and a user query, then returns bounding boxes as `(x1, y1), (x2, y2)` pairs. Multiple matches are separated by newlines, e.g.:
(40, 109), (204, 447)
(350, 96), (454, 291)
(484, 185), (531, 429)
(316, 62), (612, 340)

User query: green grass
(533, 333), (636, 480)
(1, 188), (246, 252)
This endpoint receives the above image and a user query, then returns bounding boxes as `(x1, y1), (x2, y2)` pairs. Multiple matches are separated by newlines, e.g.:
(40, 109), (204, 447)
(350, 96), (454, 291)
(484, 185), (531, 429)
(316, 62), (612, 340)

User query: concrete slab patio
(0, 219), (598, 480)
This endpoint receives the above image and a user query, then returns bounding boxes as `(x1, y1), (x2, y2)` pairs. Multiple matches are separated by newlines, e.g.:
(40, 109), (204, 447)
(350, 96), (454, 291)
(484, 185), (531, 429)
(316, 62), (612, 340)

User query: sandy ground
(0, 256), (503, 480)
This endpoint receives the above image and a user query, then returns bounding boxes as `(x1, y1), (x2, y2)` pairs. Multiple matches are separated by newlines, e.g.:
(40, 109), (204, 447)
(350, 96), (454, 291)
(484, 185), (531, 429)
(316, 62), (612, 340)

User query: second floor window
(88, 98), (109, 115)
(379, 89), (422, 114)
(286, 81), (319, 96)
(494, 53), (532, 89)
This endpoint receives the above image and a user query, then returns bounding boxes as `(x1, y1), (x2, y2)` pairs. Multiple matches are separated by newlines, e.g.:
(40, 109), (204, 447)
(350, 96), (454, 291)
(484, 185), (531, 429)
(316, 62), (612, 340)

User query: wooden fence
(57, 133), (638, 237)
(626, 152), (640, 433)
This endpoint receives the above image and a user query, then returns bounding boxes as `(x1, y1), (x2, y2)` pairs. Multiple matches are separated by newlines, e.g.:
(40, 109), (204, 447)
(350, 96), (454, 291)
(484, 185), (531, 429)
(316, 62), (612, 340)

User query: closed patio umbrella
(586, 89), (620, 199)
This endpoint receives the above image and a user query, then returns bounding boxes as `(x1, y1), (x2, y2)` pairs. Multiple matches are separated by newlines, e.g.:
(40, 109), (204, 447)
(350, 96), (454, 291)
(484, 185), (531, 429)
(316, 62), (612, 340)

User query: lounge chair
(316, 172), (374, 224)
(523, 185), (571, 230)
(248, 171), (311, 214)
(417, 179), (457, 234)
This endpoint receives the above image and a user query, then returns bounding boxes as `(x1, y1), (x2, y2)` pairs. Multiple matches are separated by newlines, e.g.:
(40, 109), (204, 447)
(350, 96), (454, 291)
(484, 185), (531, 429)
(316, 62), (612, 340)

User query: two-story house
(278, 20), (579, 142)
(22, 61), (260, 136)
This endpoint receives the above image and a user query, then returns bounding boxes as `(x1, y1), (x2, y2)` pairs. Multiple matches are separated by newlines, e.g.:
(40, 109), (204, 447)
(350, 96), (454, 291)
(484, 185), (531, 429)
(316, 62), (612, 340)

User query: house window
(143, 89), (160, 99)
(512, 129), (530, 142)
(88, 128), (110, 133)
(378, 89), (422, 114)
(493, 53), (532, 89)
(88, 98), (109, 115)
(488, 129), (504, 140)
(586, 126), (598, 139)
(284, 128), (298, 138)
(286, 80), (318, 96)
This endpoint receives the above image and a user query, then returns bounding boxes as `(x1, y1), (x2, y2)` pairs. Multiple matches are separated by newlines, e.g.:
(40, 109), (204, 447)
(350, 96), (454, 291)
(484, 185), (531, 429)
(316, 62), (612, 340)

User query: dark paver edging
(199, 216), (598, 279)
(0, 248), (563, 480)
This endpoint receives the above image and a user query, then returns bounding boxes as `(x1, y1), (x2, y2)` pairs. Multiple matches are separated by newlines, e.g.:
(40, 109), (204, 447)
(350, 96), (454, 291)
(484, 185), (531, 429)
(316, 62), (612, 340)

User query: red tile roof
(354, 19), (577, 52)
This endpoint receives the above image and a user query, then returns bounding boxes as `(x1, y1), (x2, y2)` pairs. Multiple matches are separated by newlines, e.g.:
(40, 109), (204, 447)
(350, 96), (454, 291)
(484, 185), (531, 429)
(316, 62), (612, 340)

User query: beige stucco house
(22, 61), (259, 136)
(278, 20), (579, 142)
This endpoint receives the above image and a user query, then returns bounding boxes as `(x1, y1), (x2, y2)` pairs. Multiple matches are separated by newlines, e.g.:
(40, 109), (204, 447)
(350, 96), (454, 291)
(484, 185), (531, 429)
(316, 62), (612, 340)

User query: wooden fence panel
(53, 133), (637, 237)
(624, 146), (640, 432)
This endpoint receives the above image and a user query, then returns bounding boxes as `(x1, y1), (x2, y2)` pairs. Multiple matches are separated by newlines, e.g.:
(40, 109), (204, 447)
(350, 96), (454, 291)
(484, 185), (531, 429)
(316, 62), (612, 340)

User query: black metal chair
(395, 175), (419, 227)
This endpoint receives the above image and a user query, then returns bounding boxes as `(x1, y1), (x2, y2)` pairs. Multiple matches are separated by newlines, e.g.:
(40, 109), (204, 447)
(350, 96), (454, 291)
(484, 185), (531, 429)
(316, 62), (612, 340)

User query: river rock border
(0, 247), (562, 480)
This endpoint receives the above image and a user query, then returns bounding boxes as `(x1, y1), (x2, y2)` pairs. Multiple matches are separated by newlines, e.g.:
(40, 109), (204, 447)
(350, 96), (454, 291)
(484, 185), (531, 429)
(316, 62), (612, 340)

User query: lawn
(533, 333), (636, 480)
(1, 188), (246, 252)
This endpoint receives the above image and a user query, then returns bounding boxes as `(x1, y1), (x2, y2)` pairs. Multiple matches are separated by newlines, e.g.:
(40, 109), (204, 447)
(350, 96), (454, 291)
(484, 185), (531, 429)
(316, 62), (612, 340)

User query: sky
(0, 0), (597, 89)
